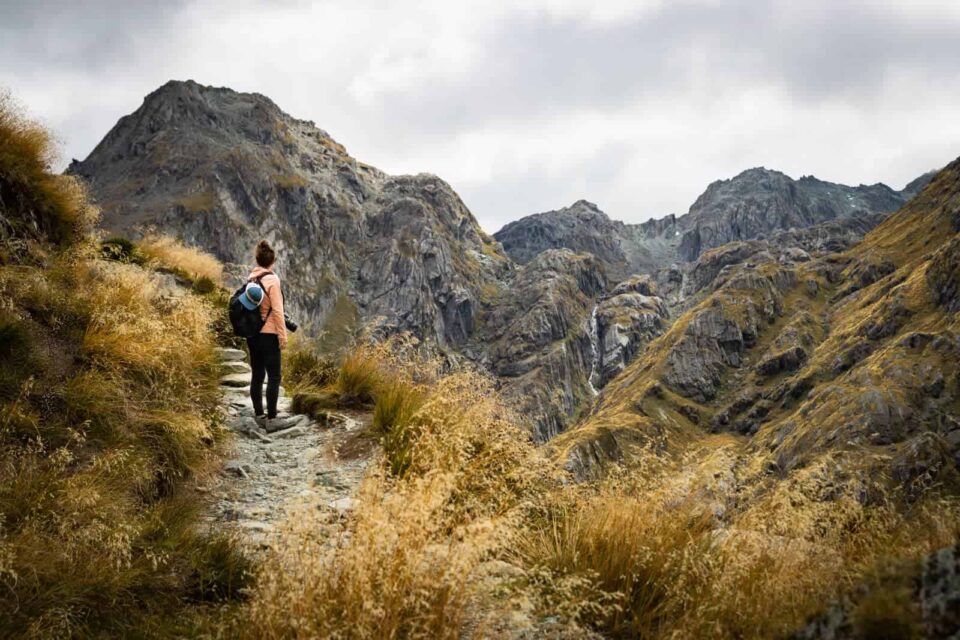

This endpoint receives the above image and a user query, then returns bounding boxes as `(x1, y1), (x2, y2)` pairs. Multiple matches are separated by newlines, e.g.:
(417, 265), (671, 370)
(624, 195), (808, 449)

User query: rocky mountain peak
(568, 199), (604, 214)
(70, 80), (498, 349)
(493, 200), (627, 270)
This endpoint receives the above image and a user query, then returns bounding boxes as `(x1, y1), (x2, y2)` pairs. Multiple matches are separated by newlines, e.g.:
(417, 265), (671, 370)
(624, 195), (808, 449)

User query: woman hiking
(243, 240), (295, 433)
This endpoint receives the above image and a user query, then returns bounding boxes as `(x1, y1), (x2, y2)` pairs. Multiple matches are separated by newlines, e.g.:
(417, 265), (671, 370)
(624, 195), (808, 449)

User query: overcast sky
(2, 0), (959, 232)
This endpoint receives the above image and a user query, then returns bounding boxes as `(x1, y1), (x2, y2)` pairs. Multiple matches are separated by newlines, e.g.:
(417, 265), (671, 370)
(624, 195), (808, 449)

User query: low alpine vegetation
(0, 95), (248, 638)
(242, 356), (547, 639)
(138, 233), (224, 284)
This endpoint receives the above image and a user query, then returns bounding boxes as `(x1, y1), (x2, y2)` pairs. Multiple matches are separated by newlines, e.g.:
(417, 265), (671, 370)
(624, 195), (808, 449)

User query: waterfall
(586, 304), (601, 396)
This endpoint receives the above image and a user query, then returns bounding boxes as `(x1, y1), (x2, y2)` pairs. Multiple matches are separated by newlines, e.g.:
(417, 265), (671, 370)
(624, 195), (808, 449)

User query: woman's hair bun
(255, 240), (276, 267)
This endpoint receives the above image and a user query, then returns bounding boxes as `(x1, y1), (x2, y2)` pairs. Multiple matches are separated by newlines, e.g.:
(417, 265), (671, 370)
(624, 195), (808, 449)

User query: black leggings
(247, 333), (281, 418)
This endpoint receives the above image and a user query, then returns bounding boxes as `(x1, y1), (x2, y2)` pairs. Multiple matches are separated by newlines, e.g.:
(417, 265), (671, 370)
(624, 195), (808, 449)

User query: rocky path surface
(202, 347), (376, 550)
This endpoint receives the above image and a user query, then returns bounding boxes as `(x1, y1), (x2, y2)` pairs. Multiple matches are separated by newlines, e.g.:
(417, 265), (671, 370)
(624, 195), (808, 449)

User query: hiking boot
(254, 414), (267, 430)
(263, 415), (298, 433)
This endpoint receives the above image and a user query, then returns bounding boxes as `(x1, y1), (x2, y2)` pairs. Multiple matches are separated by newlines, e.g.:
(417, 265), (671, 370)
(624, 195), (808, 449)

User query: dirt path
(202, 347), (376, 550)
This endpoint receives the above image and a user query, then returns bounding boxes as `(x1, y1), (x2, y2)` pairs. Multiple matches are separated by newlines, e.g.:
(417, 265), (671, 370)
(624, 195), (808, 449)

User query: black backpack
(228, 273), (274, 338)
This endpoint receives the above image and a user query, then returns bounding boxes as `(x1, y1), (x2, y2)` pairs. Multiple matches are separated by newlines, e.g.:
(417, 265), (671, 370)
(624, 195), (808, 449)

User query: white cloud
(1, 0), (958, 232)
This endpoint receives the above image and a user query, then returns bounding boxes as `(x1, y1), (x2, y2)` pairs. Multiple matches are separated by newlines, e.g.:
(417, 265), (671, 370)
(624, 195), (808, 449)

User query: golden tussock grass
(0, 250), (249, 637)
(138, 234), (223, 284)
(0, 92), (99, 250)
(242, 352), (551, 639)
(249, 341), (960, 639)
(519, 445), (960, 639)
(0, 94), (247, 636)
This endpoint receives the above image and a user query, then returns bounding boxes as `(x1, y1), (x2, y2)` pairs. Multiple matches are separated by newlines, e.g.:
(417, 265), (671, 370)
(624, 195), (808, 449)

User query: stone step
(220, 372), (254, 387)
(220, 382), (286, 397)
(220, 360), (252, 375)
(216, 347), (246, 362)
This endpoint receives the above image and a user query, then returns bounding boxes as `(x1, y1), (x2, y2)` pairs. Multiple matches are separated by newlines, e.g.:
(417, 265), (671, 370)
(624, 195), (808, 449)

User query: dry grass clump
(284, 338), (338, 392)
(138, 234), (223, 284)
(519, 446), (960, 639)
(243, 360), (550, 639)
(372, 376), (425, 476)
(0, 92), (99, 250)
(290, 337), (442, 475)
(0, 250), (245, 636)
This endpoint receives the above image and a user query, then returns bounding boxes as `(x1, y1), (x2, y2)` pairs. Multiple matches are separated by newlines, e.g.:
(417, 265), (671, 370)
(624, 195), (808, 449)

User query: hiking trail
(201, 346), (376, 550)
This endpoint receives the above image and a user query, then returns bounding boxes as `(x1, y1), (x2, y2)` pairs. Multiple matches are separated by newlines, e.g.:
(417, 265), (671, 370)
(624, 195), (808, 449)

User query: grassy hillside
(0, 96), (247, 638)
(538, 159), (960, 635)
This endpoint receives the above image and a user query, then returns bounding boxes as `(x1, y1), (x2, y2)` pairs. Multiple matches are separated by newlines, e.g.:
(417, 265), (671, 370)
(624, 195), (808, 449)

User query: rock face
(67, 80), (944, 445)
(494, 200), (680, 281)
(675, 168), (919, 261)
(70, 80), (609, 438)
(492, 200), (629, 271)
(593, 275), (669, 388)
(470, 249), (607, 441)
(69, 80), (509, 348)
(495, 168), (932, 276)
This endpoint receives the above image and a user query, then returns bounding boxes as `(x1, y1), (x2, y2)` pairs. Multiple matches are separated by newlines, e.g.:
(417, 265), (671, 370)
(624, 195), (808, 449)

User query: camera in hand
(284, 313), (298, 333)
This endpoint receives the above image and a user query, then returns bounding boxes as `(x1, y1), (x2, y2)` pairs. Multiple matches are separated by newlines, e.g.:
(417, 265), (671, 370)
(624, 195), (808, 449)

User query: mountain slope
(556, 157), (960, 494)
(71, 80), (610, 440)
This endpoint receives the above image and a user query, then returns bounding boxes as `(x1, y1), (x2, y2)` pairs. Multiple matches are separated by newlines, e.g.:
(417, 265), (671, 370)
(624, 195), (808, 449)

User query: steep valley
(70, 80), (939, 442)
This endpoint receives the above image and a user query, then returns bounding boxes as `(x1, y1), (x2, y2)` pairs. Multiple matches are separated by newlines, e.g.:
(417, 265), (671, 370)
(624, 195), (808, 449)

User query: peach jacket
(248, 266), (287, 347)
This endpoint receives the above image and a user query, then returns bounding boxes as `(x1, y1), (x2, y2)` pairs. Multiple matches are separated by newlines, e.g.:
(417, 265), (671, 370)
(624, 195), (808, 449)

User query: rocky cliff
(469, 249), (607, 440)
(70, 80), (945, 446)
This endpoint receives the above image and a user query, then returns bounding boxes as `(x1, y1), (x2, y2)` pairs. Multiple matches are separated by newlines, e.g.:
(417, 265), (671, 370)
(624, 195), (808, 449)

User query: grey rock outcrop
(471, 249), (607, 440)
(593, 275), (669, 388)
(927, 235), (960, 312)
(792, 544), (960, 639)
(492, 200), (629, 271)
(676, 168), (915, 261)
(69, 81), (608, 438)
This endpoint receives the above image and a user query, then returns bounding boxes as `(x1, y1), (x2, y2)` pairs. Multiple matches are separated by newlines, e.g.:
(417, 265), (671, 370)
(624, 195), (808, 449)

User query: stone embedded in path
(271, 425), (308, 439)
(219, 375), (286, 397)
(216, 347), (246, 362)
(220, 360), (252, 375)
(263, 414), (300, 433)
(226, 416), (253, 431)
(239, 520), (274, 533)
(226, 417), (274, 443)
(220, 372), (251, 388)
(224, 460), (250, 479)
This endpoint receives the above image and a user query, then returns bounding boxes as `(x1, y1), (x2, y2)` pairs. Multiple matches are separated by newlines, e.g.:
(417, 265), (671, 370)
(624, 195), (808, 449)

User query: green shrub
(187, 533), (254, 603)
(192, 275), (217, 295)
(100, 236), (146, 264)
